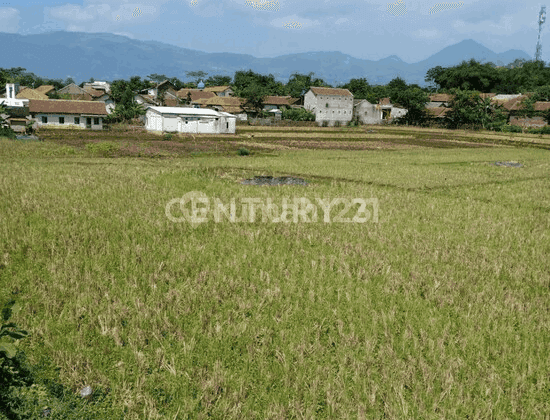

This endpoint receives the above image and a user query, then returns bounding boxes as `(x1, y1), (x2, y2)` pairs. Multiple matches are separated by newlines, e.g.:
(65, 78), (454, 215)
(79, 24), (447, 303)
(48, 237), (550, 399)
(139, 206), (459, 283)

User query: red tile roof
(34, 85), (56, 95)
(426, 107), (451, 118)
(309, 87), (353, 97)
(203, 86), (232, 93)
(176, 89), (217, 101)
(28, 100), (108, 115)
(263, 96), (300, 106)
(428, 94), (454, 102)
(501, 95), (531, 111)
(533, 101), (550, 111)
(83, 87), (105, 98)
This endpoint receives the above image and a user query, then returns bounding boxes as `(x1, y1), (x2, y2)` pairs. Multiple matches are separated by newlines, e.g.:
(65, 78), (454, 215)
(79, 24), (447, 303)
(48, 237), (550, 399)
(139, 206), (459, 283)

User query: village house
(262, 96), (300, 111)
(353, 97), (407, 124)
(93, 92), (116, 114)
(193, 96), (248, 121)
(57, 83), (93, 101)
(176, 89), (217, 107)
(426, 93), (455, 108)
(144, 106), (237, 134)
(304, 87), (354, 126)
(203, 86), (234, 97)
(28, 99), (108, 130)
(34, 85), (56, 96)
(83, 81), (111, 94)
(141, 80), (179, 102)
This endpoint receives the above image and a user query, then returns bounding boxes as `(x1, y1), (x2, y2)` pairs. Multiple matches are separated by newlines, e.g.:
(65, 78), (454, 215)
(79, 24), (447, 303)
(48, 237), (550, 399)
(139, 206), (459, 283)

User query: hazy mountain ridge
(0, 32), (532, 86)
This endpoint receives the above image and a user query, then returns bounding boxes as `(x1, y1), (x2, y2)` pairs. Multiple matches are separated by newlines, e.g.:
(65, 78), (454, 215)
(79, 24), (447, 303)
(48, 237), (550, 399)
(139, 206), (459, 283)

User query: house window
(59, 116), (64, 124)
(94, 117), (99, 125)
(86, 117), (92, 126)
(326, 103), (329, 108)
(42, 116), (47, 124)
(226, 122), (229, 129)
(74, 117), (80, 124)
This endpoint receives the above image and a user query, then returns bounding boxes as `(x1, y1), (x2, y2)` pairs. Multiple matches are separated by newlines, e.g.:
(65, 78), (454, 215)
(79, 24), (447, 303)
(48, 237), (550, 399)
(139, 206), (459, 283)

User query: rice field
(0, 124), (549, 419)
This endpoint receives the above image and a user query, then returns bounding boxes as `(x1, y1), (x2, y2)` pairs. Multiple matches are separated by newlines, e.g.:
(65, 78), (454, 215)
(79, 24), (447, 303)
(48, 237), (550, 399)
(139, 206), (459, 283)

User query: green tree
(108, 86), (146, 123)
(339, 78), (370, 100)
(109, 80), (128, 103)
(205, 75), (232, 86)
(444, 89), (507, 130)
(63, 77), (75, 86)
(147, 73), (168, 84)
(390, 87), (429, 126)
(284, 72), (329, 98)
(185, 71), (209, 85)
(241, 85), (269, 115)
(387, 76), (408, 97)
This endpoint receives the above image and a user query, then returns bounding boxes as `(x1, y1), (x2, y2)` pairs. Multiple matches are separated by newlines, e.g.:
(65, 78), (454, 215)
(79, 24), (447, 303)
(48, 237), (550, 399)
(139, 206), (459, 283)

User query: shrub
(334, 121), (341, 127)
(322, 121), (329, 127)
(281, 107), (315, 121)
(85, 141), (120, 156)
(501, 125), (523, 133)
(164, 132), (173, 141)
(0, 126), (17, 139)
(237, 147), (250, 156)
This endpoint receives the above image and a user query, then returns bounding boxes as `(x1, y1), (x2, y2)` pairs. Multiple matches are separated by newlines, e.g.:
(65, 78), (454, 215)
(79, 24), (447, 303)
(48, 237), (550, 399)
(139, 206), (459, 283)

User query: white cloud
(412, 28), (440, 38)
(0, 8), (20, 33)
(335, 18), (349, 25)
(452, 14), (515, 34)
(49, 5), (96, 22)
(270, 14), (320, 29)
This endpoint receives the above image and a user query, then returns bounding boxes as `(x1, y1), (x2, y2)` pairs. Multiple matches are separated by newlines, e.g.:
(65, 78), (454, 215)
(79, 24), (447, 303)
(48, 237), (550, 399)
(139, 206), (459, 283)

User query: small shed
(145, 106), (237, 134)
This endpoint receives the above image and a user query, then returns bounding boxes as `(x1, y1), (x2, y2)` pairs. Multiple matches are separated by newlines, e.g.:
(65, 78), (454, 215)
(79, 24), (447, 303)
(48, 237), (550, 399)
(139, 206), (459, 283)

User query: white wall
(145, 109), (236, 134)
(305, 90), (353, 126)
(34, 114), (103, 130)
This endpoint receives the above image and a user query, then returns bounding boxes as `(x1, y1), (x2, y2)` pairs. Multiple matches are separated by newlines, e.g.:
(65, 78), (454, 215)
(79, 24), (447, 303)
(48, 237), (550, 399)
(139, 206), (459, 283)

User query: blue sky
(0, 0), (544, 62)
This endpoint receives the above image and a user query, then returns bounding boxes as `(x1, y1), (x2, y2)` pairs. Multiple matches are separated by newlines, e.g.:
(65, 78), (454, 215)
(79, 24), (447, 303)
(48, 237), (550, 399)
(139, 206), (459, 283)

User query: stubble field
(0, 124), (549, 419)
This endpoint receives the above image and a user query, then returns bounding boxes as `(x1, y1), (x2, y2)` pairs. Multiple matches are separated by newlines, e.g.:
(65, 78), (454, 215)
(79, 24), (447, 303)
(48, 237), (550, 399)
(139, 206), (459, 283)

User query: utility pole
(535, 6), (546, 62)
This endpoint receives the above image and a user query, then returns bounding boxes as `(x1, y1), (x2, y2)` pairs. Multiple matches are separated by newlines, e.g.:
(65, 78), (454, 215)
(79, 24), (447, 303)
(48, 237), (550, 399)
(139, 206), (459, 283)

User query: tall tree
(444, 89), (507, 130)
(108, 86), (146, 123)
(205, 75), (232, 86)
(185, 71), (209, 85)
(284, 72), (329, 98)
(339, 78), (370, 100)
(390, 87), (429, 126)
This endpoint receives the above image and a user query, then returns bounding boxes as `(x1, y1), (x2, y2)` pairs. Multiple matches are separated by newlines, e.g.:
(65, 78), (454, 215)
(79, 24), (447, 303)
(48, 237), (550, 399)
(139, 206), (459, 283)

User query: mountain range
(0, 32), (532, 86)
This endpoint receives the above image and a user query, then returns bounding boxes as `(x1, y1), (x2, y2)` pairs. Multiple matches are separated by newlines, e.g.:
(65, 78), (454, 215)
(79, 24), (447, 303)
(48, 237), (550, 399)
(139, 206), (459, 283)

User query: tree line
(4, 57), (550, 128)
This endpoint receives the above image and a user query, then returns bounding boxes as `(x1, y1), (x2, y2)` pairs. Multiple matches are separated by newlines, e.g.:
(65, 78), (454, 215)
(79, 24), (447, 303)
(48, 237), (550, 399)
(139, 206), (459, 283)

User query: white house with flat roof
(0, 83), (29, 108)
(145, 106), (237, 134)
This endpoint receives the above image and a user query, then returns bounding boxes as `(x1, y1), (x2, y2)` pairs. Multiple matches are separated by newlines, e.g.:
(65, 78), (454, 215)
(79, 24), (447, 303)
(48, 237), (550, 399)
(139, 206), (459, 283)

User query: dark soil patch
(240, 176), (309, 186)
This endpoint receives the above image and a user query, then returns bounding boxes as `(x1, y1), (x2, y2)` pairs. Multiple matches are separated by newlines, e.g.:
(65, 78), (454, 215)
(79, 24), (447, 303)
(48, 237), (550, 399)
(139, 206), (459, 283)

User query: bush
(164, 132), (173, 141)
(0, 126), (17, 139)
(85, 141), (120, 156)
(281, 107), (315, 121)
(334, 121), (341, 127)
(322, 121), (329, 127)
(237, 148), (250, 156)
(502, 125), (523, 133)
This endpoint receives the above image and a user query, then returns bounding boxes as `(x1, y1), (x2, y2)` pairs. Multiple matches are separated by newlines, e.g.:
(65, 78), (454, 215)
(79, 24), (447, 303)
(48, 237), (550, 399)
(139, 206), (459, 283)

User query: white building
(83, 81), (111, 94)
(304, 87), (354, 126)
(28, 99), (107, 130)
(145, 107), (237, 134)
(354, 98), (408, 124)
(0, 83), (29, 108)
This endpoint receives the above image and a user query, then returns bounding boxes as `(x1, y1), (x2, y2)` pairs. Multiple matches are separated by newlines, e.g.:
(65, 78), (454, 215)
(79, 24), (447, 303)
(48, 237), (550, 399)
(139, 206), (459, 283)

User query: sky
(0, 0), (545, 63)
